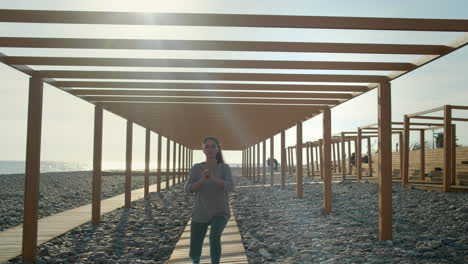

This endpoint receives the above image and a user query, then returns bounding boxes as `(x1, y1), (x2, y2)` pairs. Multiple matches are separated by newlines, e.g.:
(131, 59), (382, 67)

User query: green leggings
(189, 216), (227, 264)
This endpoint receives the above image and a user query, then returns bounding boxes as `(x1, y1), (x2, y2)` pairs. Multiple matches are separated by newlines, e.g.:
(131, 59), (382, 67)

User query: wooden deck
(0, 182), (162, 262)
(167, 207), (249, 264)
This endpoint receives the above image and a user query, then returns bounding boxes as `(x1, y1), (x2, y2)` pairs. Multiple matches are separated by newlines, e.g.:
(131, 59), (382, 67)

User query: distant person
(273, 158), (279, 171)
(184, 136), (235, 264)
(350, 153), (356, 167)
(267, 158), (272, 171)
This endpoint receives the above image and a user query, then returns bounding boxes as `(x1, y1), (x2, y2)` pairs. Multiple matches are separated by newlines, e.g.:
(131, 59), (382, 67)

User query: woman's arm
(184, 164), (207, 194)
(216, 164), (234, 192)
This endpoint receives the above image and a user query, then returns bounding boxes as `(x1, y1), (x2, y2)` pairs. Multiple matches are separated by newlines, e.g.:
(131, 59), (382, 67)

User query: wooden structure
(403, 105), (468, 192)
(1, 9), (468, 261)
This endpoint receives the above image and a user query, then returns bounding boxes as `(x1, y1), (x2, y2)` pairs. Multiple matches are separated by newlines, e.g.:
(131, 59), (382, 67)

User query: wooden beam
(125, 120), (133, 208)
(87, 96), (340, 105)
(0, 37), (452, 55)
(73, 90), (354, 99)
(5, 56), (417, 71)
(281, 131), (286, 189)
(296, 122), (303, 198)
(39, 70), (389, 82)
(378, 82), (392, 241)
(22, 77), (43, 263)
(322, 109), (332, 212)
(55, 81), (370, 92)
(2, 10), (468, 31)
(92, 104), (103, 224)
(319, 139), (324, 180)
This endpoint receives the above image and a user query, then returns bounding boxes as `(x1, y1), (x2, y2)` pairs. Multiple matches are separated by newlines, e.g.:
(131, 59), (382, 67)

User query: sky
(1, 0), (468, 170)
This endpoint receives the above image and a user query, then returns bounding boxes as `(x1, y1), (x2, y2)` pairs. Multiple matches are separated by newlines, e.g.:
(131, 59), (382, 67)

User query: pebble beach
(1, 169), (468, 263)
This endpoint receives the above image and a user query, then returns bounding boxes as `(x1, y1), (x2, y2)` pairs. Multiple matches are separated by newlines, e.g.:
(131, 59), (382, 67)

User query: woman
(184, 136), (235, 264)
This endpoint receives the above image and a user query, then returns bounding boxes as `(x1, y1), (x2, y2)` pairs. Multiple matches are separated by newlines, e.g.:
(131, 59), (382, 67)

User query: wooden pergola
(1, 9), (468, 262)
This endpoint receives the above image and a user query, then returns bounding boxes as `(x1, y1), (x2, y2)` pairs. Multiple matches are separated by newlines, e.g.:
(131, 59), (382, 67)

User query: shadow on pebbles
(231, 178), (468, 264)
(7, 185), (192, 264)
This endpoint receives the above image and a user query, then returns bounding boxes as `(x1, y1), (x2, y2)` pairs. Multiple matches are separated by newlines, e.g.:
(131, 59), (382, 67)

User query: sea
(0, 160), (241, 175)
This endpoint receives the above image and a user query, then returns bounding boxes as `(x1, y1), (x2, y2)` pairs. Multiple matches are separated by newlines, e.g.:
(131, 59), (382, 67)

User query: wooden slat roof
(1, 9), (467, 150)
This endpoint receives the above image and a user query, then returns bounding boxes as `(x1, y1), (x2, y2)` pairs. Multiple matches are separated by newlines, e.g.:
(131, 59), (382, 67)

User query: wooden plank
(173, 141), (177, 187)
(378, 82), (392, 241)
(2, 10), (468, 31)
(5, 56), (416, 71)
(22, 77), (43, 263)
(0, 183), (166, 262)
(37, 70), (389, 83)
(167, 207), (248, 264)
(166, 138), (171, 189)
(157, 134), (162, 191)
(0, 37), (452, 55)
(262, 140), (266, 185)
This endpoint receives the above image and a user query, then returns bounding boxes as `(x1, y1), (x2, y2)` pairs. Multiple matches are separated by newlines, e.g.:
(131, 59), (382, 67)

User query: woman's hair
(203, 136), (225, 164)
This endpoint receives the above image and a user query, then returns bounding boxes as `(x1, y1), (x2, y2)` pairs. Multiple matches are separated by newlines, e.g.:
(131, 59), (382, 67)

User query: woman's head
(202, 136), (224, 164)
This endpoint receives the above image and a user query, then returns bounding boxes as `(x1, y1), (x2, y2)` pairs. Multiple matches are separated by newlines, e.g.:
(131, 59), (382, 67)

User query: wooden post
(22, 77), (43, 263)
(253, 144), (256, 182)
(182, 146), (186, 182)
(166, 138), (170, 189)
(306, 142), (310, 177)
(143, 128), (150, 199)
(263, 139), (266, 184)
(270, 136), (274, 186)
(319, 139), (324, 180)
(337, 142), (341, 173)
(368, 137), (373, 177)
(354, 138), (358, 176)
(323, 109), (332, 212)
(247, 147), (250, 178)
(172, 141), (176, 186)
(403, 115), (410, 187)
(287, 147), (291, 174)
(315, 145), (319, 175)
(157, 134), (162, 192)
(257, 142), (261, 182)
(348, 140), (352, 174)
(399, 132), (403, 180)
(92, 105), (103, 224)
(378, 82), (392, 241)
(451, 124), (456, 185)
(281, 131), (286, 189)
(125, 120), (133, 208)
(311, 145), (315, 177)
(443, 105), (452, 192)
(420, 130), (425, 180)
(341, 133), (346, 181)
(357, 129), (362, 182)
(291, 146), (295, 170)
(332, 143), (337, 173)
(177, 143), (181, 184)
(296, 122), (303, 198)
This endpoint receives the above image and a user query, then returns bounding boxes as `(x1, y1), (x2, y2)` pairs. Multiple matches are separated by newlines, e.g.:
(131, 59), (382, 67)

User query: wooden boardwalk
(167, 207), (248, 264)
(0, 182), (161, 262)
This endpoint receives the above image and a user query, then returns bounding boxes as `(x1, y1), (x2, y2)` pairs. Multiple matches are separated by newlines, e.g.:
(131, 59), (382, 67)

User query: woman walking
(184, 136), (235, 264)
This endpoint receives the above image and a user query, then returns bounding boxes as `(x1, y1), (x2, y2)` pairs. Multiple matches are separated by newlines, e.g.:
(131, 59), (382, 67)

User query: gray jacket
(184, 162), (235, 223)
